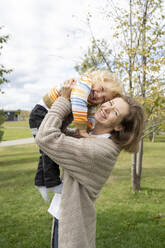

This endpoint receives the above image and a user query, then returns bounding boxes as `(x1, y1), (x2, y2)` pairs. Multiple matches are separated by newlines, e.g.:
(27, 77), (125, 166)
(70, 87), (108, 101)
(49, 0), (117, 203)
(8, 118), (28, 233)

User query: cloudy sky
(1, 0), (163, 110)
(0, 0), (128, 110)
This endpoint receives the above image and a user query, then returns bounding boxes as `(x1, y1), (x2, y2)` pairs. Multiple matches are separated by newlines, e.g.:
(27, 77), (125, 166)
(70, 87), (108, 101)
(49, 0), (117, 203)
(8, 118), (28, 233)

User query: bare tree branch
(110, 0), (129, 48)
(87, 17), (112, 71)
(142, 126), (159, 138)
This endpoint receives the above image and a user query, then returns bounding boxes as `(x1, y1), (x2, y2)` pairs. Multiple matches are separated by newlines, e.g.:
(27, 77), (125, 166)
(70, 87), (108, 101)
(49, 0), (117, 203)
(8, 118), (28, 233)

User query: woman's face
(95, 97), (129, 130)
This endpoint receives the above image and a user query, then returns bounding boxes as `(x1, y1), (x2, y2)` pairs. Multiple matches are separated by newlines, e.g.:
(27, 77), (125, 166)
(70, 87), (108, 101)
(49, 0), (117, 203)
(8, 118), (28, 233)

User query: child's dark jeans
(29, 104), (61, 188)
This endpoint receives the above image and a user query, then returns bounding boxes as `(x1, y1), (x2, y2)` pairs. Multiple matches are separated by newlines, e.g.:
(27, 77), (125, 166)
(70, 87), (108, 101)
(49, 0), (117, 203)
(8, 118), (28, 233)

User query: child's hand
(61, 79), (76, 100)
(79, 130), (96, 138)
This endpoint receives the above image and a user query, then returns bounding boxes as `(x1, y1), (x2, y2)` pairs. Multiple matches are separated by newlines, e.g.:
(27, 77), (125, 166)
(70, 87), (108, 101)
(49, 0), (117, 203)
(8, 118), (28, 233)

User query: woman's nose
(104, 105), (110, 113)
(104, 104), (113, 113)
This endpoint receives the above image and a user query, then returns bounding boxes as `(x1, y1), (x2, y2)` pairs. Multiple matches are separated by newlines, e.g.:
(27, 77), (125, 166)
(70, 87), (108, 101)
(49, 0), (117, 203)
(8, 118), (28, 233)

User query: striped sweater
(43, 77), (96, 130)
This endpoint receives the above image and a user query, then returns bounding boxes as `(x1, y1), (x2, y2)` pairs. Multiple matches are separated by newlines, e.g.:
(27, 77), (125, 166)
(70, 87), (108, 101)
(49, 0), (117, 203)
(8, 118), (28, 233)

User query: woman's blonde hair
(111, 95), (145, 153)
(82, 69), (122, 97)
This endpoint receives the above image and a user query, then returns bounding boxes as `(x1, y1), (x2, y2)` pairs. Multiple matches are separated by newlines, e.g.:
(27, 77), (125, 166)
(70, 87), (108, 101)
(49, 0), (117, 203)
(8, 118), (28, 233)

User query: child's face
(88, 82), (114, 105)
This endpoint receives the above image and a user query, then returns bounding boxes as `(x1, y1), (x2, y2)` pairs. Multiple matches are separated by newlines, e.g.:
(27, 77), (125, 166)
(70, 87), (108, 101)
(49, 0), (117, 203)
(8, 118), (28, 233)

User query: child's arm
(43, 79), (76, 109)
(43, 86), (61, 109)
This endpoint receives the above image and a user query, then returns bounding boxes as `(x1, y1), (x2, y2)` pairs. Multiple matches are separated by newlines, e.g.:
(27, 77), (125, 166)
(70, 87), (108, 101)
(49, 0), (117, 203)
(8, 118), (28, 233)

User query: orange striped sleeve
(49, 87), (61, 102)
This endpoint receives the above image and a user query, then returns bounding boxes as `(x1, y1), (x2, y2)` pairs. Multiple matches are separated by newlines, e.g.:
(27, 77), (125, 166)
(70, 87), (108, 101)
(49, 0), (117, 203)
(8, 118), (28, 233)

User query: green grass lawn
(0, 121), (32, 141)
(2, 121), (30, 128)
(0, 141), (165, 248)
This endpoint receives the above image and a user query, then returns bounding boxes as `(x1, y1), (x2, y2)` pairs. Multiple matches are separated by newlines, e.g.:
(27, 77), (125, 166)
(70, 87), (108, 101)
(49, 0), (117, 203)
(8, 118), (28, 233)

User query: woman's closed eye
(109, 101), (118, 116)
(114, 110), (118, 116)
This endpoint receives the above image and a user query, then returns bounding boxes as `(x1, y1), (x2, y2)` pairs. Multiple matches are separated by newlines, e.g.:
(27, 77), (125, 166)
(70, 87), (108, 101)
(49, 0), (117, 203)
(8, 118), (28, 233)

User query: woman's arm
(35, 97), (94, 178)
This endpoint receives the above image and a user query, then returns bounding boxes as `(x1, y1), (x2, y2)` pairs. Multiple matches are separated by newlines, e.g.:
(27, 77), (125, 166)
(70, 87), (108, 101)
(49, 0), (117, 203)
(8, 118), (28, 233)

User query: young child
(29, 70), (122, 202)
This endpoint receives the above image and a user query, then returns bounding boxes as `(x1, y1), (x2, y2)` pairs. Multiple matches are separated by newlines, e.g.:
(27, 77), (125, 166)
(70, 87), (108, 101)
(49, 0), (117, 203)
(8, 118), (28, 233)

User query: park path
(0, 137), (35, 147)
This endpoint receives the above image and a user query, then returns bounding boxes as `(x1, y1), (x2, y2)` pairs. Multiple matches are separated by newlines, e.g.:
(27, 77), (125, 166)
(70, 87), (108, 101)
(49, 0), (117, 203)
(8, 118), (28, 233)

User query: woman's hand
(61, 78), (76, 100)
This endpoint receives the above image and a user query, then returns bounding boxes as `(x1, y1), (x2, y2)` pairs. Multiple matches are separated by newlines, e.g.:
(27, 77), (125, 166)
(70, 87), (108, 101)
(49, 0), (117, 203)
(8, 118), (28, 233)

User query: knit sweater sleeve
(35, 97), (95, 182)
(70, 78), (92, 130)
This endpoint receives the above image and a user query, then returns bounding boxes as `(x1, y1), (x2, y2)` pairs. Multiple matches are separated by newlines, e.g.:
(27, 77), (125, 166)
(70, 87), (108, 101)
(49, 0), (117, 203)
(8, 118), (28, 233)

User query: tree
(75, 39), (113, 73)
(0, 26), (12, 140)
(111, 0), (165, 190)
(75, 0), (165, 191)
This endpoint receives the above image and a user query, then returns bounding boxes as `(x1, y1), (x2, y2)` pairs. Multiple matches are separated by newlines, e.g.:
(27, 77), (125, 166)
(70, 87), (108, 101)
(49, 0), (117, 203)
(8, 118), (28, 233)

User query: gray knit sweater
(36, 97), (121, 248)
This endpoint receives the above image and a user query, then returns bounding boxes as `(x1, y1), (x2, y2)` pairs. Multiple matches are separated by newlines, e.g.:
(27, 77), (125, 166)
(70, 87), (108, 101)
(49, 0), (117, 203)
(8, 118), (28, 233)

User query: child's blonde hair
(82, 69), (122, 96)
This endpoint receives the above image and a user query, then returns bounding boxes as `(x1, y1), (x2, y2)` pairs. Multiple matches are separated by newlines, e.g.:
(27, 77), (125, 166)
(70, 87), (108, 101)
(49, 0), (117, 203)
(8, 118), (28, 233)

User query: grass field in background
(0, 141), (165, 248)
(2, 121), (29, 128)
(0, 121), (32, 141)
(0, 121), (74, 141)
(1, 121), (165, 143)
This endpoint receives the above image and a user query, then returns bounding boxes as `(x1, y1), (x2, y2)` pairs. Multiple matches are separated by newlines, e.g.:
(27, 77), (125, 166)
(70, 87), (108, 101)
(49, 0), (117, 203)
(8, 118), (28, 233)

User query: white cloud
(1, 87), (31, 110)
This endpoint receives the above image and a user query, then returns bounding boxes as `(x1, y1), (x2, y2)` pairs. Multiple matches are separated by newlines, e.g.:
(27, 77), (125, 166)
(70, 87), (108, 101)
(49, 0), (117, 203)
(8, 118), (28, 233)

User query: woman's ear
(114, 124), (123, 132)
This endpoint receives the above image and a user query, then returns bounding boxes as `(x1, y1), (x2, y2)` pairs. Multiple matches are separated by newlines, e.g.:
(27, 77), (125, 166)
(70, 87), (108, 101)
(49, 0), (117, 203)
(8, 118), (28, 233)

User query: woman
(36, 80), (144, 248)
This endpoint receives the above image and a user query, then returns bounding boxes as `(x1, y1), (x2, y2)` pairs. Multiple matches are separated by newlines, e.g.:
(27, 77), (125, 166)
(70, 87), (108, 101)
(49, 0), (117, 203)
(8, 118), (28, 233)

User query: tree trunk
(152, 132), (155, 142)
(133, 0), (148, 191)
(131, 139), (144, 191)
(136, 138), (143, 191)
(131, 153), (137, 191)
(129, 0), (138, 192)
